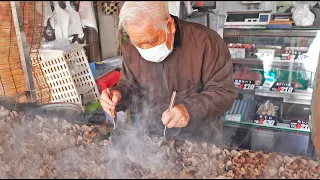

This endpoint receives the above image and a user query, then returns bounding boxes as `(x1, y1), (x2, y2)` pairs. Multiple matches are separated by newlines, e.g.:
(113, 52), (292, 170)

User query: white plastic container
(39, 44), (100, 105)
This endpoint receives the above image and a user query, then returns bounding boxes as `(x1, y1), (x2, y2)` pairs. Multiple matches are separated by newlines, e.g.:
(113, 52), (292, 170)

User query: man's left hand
(161, 104), (190, 128)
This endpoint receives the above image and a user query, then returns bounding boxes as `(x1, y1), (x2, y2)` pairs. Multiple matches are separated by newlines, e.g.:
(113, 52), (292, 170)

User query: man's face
(126, 17), (176, 50)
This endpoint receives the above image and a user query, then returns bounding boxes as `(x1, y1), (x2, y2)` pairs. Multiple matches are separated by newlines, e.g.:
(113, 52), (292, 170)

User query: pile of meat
(233, 66), (263, 86)
(0, 106), (319, 179)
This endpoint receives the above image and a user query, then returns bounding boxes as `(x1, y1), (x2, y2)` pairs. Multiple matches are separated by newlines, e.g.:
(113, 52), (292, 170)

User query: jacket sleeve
(112, 47), (140, 111)
(181, 39), (237, 121)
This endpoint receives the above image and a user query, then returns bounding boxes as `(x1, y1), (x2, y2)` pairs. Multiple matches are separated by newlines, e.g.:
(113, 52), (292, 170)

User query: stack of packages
(267, 13), (294, 29)
(233, 66), (264, 86)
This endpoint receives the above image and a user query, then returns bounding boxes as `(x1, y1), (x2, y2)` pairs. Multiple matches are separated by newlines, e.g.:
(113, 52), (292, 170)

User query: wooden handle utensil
(106, 87), (117, 119)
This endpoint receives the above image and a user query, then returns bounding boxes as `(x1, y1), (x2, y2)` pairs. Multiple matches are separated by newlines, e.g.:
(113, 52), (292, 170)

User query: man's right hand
(100, 89), (122, 116)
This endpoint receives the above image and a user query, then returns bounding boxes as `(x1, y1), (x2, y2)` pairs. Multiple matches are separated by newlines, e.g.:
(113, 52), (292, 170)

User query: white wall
(97, 2), (118, 59)
(184, 1), (278, 38)
(97, 1), (125, 59)
(215, 1), (277, 15)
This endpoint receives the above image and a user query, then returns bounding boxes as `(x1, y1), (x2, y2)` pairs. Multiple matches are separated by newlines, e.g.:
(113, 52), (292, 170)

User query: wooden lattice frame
(21, 1), (51, 104)
(0, 2), (28, 102)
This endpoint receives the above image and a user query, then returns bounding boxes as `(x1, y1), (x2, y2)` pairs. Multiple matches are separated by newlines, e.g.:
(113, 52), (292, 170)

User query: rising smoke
(0, 104), (174, 179)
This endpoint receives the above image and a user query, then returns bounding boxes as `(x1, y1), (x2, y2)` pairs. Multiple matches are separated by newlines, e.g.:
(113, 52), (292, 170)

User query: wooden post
(311, 55), (320, 157)
(10, 1), (36, 102)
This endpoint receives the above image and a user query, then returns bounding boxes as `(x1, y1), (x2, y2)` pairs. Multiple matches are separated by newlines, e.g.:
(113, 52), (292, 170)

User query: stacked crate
(39, 44), (100, 105)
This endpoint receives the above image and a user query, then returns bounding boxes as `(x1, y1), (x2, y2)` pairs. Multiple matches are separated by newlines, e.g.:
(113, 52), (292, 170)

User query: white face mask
(135, 32), (173, 63)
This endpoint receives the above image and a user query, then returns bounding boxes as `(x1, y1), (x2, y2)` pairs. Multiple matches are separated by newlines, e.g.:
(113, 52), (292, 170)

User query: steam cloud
(0, 105), (172, 179)
(1, 104), (320, 179)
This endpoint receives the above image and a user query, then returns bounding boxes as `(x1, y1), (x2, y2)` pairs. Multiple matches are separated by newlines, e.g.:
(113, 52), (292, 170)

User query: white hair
(118, 1), (171, 32)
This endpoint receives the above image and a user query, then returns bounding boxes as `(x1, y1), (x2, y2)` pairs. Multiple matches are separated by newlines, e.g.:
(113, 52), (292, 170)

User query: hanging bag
(292, 2), (315, 26)
(65, 1), (84, 37)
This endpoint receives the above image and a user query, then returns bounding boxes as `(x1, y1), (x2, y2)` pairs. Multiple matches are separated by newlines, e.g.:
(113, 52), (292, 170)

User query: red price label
(296, 123), (301, 129)
(290, 120), (309, 130)
(239, 83), (255, 90)
(254, 114), (277, 126)
(259, 118), (264, 124)
(277, 86), (294, 93)
(277, 86), (282, 92)
(234, 80), (255, 90)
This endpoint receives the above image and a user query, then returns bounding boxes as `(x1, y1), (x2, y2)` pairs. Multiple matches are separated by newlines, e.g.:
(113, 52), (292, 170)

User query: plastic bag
(65, 1), (84, 37)
(256, 100), (277, 116)
(168, 1), (181, 17)
(292, 2), (315, 26)
(184, 1), (194, 17)
(44, 1), (53, 27)
(53, 1), (70, 40)
(78, 1), (98, 33)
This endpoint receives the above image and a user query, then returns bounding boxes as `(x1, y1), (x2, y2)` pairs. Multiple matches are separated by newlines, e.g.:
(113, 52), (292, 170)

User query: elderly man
(100, 1), (237, 141)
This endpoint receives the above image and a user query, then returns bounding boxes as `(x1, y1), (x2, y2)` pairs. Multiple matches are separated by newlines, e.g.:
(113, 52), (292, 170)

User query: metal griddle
(33, 102), (85, 120)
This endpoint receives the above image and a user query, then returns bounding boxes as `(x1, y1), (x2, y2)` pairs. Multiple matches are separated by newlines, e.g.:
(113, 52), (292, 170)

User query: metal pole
(10, 1), (36, 102)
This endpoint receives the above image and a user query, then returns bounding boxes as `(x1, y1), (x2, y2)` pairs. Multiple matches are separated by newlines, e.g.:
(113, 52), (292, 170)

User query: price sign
(257, 49), (275, 60)
(234, 79), (255, 90)
(229, 48), (246, 59)
(290, 120), (310, 130)
(285, 50), (304, 60)
(253, 114), (277, 126)
(224, 114), (242, 122)
(270, 82), (295, 93)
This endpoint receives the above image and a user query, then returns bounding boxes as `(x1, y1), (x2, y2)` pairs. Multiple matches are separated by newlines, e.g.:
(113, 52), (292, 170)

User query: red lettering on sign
(296, 123), (301, 129)
(277, 86), (282, 92)
(259, 119), (264, 124)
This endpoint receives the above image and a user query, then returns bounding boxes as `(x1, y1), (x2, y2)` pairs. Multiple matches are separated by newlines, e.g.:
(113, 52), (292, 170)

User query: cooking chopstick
(164, 90), (177, 140)
(106, 87), (117, 130)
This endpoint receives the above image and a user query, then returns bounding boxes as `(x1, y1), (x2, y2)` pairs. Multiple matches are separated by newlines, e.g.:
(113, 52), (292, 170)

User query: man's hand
(100, 89), (122, 116)
(161, 104), (190, 128)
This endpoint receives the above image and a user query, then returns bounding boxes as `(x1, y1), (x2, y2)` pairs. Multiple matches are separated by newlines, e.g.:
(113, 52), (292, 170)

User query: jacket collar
(171, 15), (182, 49)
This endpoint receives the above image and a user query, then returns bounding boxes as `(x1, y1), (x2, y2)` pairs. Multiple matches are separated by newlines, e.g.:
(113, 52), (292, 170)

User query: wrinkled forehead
(125, 20), (164, 41)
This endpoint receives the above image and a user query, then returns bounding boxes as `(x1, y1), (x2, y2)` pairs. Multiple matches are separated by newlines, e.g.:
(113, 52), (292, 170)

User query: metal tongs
(154, 90), (177, 153)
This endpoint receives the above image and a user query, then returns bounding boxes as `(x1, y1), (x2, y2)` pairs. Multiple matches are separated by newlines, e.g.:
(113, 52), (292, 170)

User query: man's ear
(166, 17), (176, 34)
